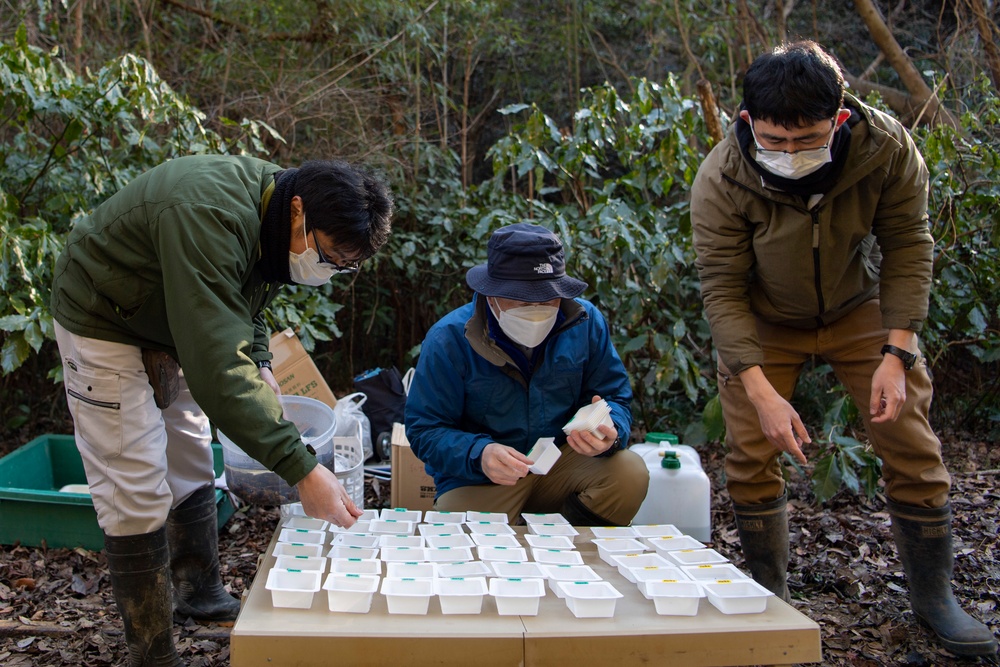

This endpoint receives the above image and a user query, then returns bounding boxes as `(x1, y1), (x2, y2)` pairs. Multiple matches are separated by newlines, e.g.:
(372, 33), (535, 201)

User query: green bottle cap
(660, 451), (681, 469)
(647, 432), (679, 445)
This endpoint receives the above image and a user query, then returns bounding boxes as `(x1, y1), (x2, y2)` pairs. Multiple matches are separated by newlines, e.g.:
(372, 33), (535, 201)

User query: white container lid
(273, 555), (327, 572)
(386, 561), (436, 579)
(325, 545), (378, 561)
(532, 548), (585, 566)
(590, 526), (638, 539)
(477, 545), (528, 562)
(272, 542), (324, 559)
(664, 547), (729, 567)
(278, 528), (327, 545)
(418, 522), (468, 536)
(435, 560), (493, 579)
(490, 561), (548, 579)
(521, 513), (569, 525)
(702, 579), (774, 614)
(380, 508), (423, 523)
(465, 511), (509, 523)
(523, 534), (576, 551)
(467, 522), (516, 536)
(680, 563), (751, 581)
(470, 533), (521, 548)
(330, 558), (382, 576)
(423, 510), (467, 524)
(423, 533), (476, 549)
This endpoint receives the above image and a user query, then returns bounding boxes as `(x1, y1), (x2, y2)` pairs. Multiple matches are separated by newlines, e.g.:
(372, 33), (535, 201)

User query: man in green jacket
(691, 41), (996, 656)
(50, 154), (393, 666)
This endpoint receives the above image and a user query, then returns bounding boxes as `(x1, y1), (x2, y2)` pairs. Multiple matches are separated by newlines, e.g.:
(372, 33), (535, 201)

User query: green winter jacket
(51, 154), (316, 487)
(691, 96), (932, 376)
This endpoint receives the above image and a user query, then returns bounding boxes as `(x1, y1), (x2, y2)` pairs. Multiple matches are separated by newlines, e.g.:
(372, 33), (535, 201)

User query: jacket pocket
(64, 360), (124, 457)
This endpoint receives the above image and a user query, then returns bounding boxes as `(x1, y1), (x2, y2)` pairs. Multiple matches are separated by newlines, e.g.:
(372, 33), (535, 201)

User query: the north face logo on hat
(533, 263), (554, 275)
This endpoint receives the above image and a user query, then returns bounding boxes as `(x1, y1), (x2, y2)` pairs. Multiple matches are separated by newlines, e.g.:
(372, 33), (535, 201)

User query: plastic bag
(353, 367), (407, 448)
(332, 392), (373, 462)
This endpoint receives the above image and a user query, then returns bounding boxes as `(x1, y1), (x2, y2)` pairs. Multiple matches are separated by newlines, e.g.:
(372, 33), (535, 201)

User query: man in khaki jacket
(691, 41), (996, 657)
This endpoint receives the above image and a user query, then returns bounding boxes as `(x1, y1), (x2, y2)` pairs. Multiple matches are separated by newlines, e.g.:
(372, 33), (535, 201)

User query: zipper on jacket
(67, 388), (122, 410)
(810, 206), (826, 320)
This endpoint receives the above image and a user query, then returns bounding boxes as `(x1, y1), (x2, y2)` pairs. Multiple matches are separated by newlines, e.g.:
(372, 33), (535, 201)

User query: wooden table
(230, 525), (821, 667)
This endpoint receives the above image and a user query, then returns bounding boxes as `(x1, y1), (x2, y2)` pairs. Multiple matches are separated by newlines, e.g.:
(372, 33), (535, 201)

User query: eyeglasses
(311, 229), (361, 274)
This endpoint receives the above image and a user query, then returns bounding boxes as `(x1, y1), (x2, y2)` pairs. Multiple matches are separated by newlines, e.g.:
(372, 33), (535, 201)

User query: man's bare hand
(296, 464), (362, 528)
(481, 443), (531, 485)
(566, 395), (617, 456)
(260, 366), (281, 395)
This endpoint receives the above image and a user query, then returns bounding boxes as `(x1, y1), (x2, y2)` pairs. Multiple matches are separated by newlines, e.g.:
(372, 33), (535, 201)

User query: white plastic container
(629, 437), (711, 542)
(593, 538), (647, 565)
(282, 517), (329, 532)
(381, 577), (434, 615)
(424, 546), (474, 563)
(369, 519), (416, 536)
(418, 523), (467, 537)
(680, 563), (751, 582)
(489, 577), (546, 616)
(702, 579), (774, 614)
(526, 523), (579, 543)
(332, 533), (380, 549)
(380, 508), (423, 523)
(378, 535), (424, 549)
(644, 535), (706, 555)
(521, 513), (569, 525)
(557, 581), (623, 618)
(632, 524), (683, 539)
(490, 561), (548, 579)
(562, 399), (614, 439)
(272, 542), (324, 559)
(526, 437), (561, 475)
(435, 561), (493, 579)
(532, 548), (585, 566)
(540, 564), (602, 597)
(379, 546), (427, 563)
(323, 573), (380, 613)
(278, 528), (327, 545)
(465, 511), (509, 524)
(645, 580), (705, 616)
(357, 509), (380, 522)
(330, 558), (382, 577)
(423, 510), (466, 524)
(634, 566), (691, 595)
(273, 555), (327, 572)
(470, 533), (521, 548)
(325, 546), (378, 561)
(434, 577), (488, 614)
(524, 534), (576, 551)
(329, 520), (372, 535)
(617, 557), (681, 584)
(467, 522), (515, 536)
(590, 526), (637, 540)
(386, 561), (436, 579)
(477, 545), (528, 562)
(664, 548), (729, 567)
(265, 569), (322, 609)
(423, 533), (475, 549)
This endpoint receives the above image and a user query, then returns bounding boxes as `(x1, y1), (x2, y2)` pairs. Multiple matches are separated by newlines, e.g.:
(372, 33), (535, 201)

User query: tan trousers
(434, 447), (649, 525)
(718, 299), (951, 508)
(54, 322), (216, 536)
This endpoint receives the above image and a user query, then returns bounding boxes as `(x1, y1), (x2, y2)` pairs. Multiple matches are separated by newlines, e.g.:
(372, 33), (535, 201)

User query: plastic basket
(333, 436), (364, 509)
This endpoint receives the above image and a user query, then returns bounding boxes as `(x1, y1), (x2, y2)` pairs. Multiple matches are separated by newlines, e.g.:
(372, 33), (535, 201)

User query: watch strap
(256, 359), (273, 371)
(880, 344), (916, 371)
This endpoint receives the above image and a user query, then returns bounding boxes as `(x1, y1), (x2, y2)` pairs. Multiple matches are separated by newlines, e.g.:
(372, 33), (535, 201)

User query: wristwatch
(256, 359), (273, 371)
(880, 345), (916, 371)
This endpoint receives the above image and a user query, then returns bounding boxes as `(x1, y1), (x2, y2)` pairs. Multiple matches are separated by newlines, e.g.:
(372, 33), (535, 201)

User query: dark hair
(743, 41), (845, 128)
(295, 160), (394, 260)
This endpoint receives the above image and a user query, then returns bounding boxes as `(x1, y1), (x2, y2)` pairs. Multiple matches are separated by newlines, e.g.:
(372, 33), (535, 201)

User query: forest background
(1, 0), (998, 500)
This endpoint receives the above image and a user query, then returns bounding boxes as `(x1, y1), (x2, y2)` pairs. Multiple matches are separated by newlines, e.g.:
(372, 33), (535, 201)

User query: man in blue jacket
(405, 223), (648, 525)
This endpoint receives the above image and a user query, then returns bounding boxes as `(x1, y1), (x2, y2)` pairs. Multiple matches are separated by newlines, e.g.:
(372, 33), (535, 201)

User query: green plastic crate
(0, 434), (235, 551)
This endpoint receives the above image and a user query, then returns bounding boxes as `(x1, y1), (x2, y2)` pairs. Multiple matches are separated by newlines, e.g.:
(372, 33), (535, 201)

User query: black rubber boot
(732, 494), (791, 603)
(560, 493), (619, 526)
(887, 499), (998, 657)
(166, 485), (241, 623)
(104, 528), (184, 667)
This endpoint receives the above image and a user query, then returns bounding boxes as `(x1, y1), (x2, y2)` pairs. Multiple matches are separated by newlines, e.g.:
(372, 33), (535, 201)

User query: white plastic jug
(629, 433), (711, 542)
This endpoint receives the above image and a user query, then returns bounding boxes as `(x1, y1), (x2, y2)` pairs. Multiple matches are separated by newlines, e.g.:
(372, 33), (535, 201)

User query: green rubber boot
(732, 494), (791, 603)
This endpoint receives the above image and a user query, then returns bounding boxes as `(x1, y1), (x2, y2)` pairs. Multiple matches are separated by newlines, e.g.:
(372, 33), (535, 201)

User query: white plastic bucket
(629, 440), (711, 541)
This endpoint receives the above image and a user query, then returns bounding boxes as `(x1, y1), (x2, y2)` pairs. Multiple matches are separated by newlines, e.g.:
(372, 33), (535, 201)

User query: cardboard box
(389, 422), (436, 511)
(269, 328), (337, 410)
(0, 435), (235, 551)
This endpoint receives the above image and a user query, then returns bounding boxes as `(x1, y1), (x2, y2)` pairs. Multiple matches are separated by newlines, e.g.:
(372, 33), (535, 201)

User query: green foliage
(0, 30), (279, 374)
(805, 392), (883, 504)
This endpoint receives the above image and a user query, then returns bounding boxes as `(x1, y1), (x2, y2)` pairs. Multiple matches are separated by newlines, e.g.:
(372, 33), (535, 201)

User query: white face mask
(489, 298), (559, 348)
(751, 120), (837, 180)
(288, 215), (337, 286)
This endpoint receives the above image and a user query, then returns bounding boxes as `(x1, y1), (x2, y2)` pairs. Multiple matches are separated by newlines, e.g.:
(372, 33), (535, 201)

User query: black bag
(353, 367), (407, 459)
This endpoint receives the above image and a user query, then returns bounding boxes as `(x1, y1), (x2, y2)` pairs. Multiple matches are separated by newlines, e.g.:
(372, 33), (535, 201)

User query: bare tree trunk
(852, 0), (959, 128)
(73, 0), (84, 72)
(697, 79), (725, 145)
(966, 0), (1000, 91)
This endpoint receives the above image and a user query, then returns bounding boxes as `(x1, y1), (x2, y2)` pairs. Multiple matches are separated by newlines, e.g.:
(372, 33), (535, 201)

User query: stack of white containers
(263, 507), (774, 617)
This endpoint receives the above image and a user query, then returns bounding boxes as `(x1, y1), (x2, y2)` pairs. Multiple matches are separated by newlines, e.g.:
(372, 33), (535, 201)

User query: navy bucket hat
(465, 223), (587, 302)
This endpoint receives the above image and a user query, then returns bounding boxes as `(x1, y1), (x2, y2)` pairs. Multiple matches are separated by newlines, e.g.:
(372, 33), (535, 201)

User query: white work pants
(54, 321), (215, 536)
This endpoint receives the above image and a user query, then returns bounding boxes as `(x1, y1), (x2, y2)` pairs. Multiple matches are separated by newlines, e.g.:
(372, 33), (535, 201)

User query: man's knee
(581, 450), (650, 524)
